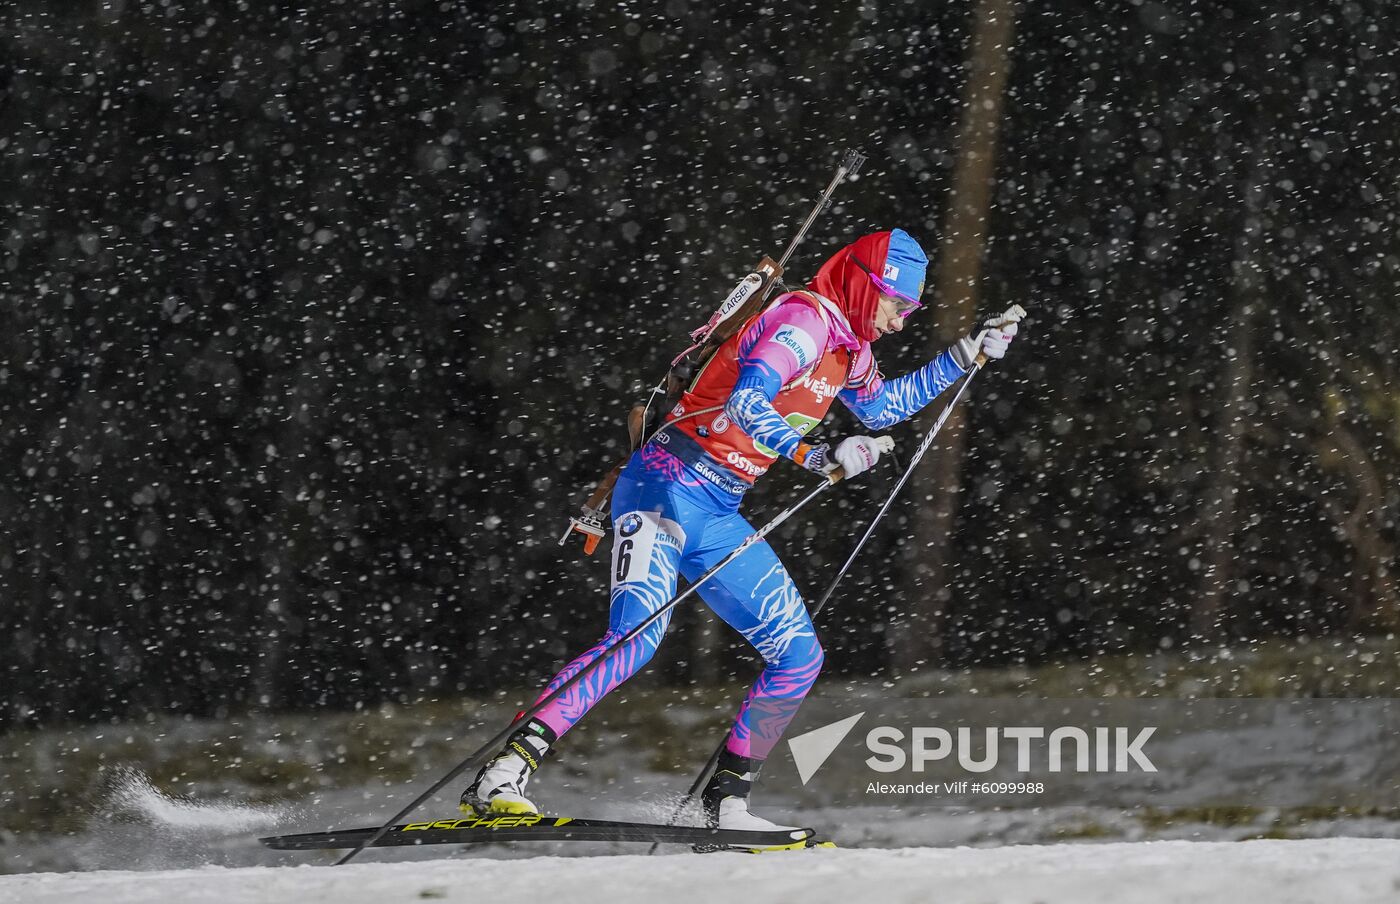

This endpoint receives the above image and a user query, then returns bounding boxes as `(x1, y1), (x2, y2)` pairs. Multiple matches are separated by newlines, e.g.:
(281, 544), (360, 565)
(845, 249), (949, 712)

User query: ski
(260, 813), (819, 852)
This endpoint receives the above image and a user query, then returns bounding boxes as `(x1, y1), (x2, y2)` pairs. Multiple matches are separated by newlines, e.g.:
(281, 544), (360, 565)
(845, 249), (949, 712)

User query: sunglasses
(848, 253), (923, 317)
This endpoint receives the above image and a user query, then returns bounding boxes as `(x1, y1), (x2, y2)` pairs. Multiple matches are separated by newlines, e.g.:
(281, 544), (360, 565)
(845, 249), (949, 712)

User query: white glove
(979, 318), (1019, 360)
(827, 435), (895, 480)
(952, 304), (1026, 368)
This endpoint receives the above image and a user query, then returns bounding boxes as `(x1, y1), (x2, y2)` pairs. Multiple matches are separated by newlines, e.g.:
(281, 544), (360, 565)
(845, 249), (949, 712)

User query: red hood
(806, 231), (891, 343)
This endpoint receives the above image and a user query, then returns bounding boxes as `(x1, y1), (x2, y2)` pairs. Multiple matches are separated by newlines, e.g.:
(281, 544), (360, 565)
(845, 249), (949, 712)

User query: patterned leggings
(530, 445), (823, 761)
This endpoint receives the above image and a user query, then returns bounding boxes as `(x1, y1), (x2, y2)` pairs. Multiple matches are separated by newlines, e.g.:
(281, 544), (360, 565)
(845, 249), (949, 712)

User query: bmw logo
(619, 514), (643, 537)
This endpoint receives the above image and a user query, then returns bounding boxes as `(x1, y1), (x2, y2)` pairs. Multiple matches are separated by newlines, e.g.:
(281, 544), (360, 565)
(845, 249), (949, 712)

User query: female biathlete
(461, 228), (1022, 834)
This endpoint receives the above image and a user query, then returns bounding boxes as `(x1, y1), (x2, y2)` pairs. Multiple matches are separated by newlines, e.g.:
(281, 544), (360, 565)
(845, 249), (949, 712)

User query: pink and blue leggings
(529, 445), (823, 762)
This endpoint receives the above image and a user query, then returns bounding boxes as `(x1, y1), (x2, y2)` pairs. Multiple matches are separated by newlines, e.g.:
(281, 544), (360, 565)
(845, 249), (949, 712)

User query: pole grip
(974, 304), (1026, 368)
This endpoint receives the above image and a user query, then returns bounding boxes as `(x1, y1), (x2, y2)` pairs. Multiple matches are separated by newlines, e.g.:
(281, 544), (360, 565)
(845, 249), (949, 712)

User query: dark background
(2, 0), (1396, 729)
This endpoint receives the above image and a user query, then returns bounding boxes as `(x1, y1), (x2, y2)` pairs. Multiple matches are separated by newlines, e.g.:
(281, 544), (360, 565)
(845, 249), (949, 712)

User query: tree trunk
(253, 362), (321, 709)
(1192, 302), (1255, 641)
(894, 0), (1018, 675)
(1192, 163), (1269, 642)
(1317, 393), (1400, 633)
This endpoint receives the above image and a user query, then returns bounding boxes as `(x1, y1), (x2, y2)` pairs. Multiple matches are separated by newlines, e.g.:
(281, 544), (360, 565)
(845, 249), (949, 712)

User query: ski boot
(459, 717), (557, 817)
(701, 748), (831, 851)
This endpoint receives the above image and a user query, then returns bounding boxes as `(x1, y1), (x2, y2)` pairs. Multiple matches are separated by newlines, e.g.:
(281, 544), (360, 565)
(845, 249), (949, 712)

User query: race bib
(611, 511), (686, 585)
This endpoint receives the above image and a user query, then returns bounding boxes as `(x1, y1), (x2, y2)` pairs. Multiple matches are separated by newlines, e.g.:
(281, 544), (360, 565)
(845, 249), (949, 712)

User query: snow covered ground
(2, 776), (1397, 903)
(3, 838), (1398, 904)
(6, 689), (1400, 899)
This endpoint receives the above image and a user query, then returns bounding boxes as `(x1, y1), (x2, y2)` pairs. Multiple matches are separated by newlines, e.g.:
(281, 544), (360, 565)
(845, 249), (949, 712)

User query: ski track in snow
(3, 838), (1399, 904)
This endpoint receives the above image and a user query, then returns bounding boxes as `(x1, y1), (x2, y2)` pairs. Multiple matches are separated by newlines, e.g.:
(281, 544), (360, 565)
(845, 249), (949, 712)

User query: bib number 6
(615, 539), (634, 582)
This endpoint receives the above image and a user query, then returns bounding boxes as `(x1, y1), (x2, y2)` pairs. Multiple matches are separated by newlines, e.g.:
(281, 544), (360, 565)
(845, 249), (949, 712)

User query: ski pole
(809, 361), (983, 618)
(648, 361), (986, 853)
(335, 465), (852, 865)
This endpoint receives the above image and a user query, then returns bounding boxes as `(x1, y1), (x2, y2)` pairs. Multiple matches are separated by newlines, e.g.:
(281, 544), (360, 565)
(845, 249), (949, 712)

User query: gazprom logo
(770, 326), (816, 368)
